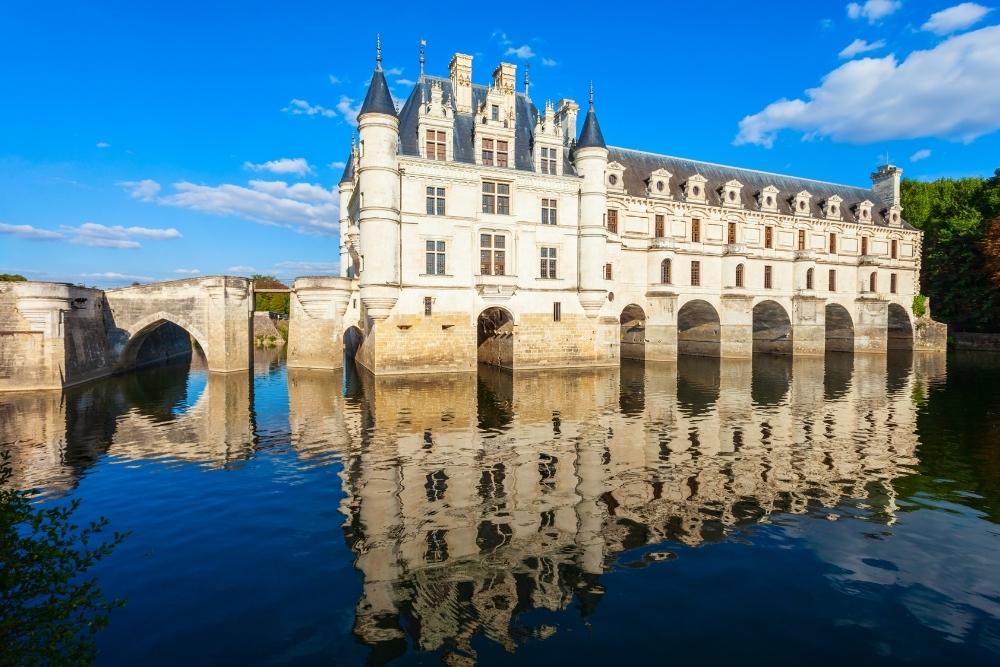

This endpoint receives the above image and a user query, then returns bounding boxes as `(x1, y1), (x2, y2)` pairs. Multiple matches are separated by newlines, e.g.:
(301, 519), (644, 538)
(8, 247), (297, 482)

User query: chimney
(871, 164), (903, 207)
(556, 98), (579, 146)
(492, 62), (517, 93)
(449, 53), (473, 113)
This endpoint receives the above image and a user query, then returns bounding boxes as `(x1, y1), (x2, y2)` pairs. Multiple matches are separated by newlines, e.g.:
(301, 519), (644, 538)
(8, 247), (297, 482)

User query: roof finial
(524, 62), (530, 98)
(419, 39), (426, 78)
(376, 34), (382, 71)
(589, 81), (594, 108)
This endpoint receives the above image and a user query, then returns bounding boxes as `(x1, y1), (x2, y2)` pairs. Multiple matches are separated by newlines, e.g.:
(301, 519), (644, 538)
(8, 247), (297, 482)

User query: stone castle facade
(289, 43), (947, 375)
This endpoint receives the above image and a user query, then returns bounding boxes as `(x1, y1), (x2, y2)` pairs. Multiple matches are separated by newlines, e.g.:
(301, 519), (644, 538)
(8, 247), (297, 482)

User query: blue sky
(2, 0), (998, 286)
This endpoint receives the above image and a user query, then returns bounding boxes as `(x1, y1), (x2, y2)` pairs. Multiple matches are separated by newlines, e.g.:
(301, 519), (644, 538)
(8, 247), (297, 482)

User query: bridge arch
(620, 304), (646, 361)
(677, 299), (721, 357)
(887, 303), (913, 350)
(825, 303), (854, 353)
(752, 299), (792, 355)
(117, 311), (210, 373)
(477, 306), (515, 369)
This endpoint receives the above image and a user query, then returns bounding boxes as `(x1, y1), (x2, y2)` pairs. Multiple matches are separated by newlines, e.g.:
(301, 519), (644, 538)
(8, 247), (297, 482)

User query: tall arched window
(869, 271), (877, 293)
(735, 263), (745, 288)
(661, 258), (672, 284)
(806, 267), (814, 290)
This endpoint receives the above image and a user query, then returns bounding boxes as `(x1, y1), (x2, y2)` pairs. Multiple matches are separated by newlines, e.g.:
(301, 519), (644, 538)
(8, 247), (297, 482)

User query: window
(891, 239), (898, 259)
(691, 260), (701, 286)
(890, 272), (897, 293)
(861, 236), (869, 256)
(604, 263), (613, 280)
(541, 198), (557, 225)
(482, 138), (494, 166)
(425, 130), (446, 161)
(829, 233), (837, 254)
(869, 271), (877, 292)
(482, 181), (510, 214)
(491, 104), (500, 122)
(764, 226), (773, 249)
(691, 218), (701, 242)
(728, 222), (737, 244)
(424, 296), (433, 316)
(661, 258), (671, 284)
(482, 138), (508, 167)
(540, 147), (557, 175)
(735, 263), (744, 288)
(426, 187), (445, 215)
(553, 302), (561, 322)
(764, 265), (773, 289)
(798, 229), (806, 250)
(540, 247), (557, 279)
(655, 214), (665, 238)
(806, 267), (814, 290)
(828, 269), (837, 292)
(425, 240), (446, 275)
(606, 209), (618, 234)
(480, 234), (506, 275)
(496, 140), (509, 167)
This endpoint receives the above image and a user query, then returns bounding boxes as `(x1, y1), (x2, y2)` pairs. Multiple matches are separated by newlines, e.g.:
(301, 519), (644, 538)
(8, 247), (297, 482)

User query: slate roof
(359, 68), (398, 118)
(607, 146), (910, 228)
(397, 76), (576, 176)
(338, 150), (355, 185)
(577, 106), (606, 149)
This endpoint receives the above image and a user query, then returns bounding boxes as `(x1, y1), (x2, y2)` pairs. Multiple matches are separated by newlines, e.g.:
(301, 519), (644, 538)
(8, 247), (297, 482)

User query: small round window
(728, 190), (736, 201)
(799, 200), (806, 210)
(892, 212), (899, 222)
(765, 196), (773, 206)
(656, 180), (664, 192)
(608, 291), (615, 302)
(692, 185), (701, 196)
(862, 209), (869, 219)
(609, 174), (618, 185)
(830, 205), (837, 214)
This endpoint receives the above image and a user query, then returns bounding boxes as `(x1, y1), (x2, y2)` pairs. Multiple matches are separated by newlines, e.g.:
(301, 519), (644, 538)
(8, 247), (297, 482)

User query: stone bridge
(0, 277), (253, 391)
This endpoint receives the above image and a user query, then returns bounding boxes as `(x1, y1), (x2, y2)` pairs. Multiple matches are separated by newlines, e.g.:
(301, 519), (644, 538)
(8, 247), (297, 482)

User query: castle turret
(574, 84), (609, 316)
(357, 36), (400, 320)
(338, 140), (357, 278)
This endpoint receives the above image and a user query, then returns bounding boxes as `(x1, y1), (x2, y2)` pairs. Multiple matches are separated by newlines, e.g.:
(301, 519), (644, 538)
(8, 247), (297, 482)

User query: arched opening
(869, 271), (878, 293)
(660, 258), (672, 284)
(735, 263), (745, 288)
(677, 299), (721, 357)
(887, 303), (913, 350)
(620, 304), (646, 361)
(477, 307), (514, 369)
(752, 300), (793, 355)
(119, 318), (207, 374)
(825, 303), (854, 353)
(343, 326), (364, 396)
(806, 267), (814, 290)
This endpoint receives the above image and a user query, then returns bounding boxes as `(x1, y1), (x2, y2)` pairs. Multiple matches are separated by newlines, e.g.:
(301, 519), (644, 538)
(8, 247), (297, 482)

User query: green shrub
(912, 294), (928, 318)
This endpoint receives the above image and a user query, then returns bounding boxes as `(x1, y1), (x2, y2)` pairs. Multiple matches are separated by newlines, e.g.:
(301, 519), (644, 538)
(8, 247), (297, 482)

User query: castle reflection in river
(0, 349), (946, 660)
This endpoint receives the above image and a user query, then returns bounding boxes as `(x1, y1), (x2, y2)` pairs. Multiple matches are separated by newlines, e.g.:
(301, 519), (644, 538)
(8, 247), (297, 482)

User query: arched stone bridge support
(286, 276), (357, 370)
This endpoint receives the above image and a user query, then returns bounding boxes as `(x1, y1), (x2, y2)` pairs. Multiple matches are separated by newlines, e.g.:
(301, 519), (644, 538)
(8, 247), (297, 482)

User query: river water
(2, 349), (999, 665)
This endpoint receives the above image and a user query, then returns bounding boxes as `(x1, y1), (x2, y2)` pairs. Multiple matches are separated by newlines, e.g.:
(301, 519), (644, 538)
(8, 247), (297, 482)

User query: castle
(294, 41), (948, 374)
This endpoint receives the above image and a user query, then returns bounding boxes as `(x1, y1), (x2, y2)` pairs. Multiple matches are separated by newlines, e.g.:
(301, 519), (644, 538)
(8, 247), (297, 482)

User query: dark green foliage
(901, 169), (1000, 331)
(0, 453), (127, 666)
(250, 274), (290, 315)
(912, 294), (927, 318)
(0, 274), (27, 282)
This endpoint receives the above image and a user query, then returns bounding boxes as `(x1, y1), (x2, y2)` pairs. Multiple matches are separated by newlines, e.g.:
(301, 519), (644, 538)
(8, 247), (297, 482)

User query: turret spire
(577, 82), (605, 149)
(359, 35), (398, 118)
(589, 80), (594, 107)
(524, 63), (530, 98)
(376, 34), (382, 71)
(419, 39), (426, 78)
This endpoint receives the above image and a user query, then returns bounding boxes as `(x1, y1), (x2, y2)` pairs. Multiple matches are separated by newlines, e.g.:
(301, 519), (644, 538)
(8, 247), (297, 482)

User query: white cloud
(492, 30), (512, 46)
(328, 74), (342, 85)
(542, 57), (558, 67)
(395, 78), (416, 86)
(847, 0), (902, 22)
(735, 25), (1000, 147)
(922, 3), (993, 35)
(336, 96), (362, 126)
(156, 179), (339, 235)
(274, 260), (339, 275)
(0, 222), (64, 240)
(281, 98), (336, 118)
(504, 45), (535, 59)
(329, 161), (347, 169)
(242, 157), (313, 176)
(226, 265), (256, 273)
(82, 271), (152, 283)
(384, 66), (404, 76)
(96, 141), (110, 149)
(839, 38), (887, 58)
(118, 179), (162, 202)
(910, 148), (933, 161)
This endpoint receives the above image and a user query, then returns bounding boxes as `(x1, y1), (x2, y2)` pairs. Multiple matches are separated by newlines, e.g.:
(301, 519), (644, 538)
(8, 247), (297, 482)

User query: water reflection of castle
(0, 351), (947, 660)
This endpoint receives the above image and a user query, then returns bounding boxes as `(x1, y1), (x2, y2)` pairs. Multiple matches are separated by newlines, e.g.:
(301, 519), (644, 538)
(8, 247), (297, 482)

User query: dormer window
(646, 168), (673, 199)
(607, 161), (626, 191)
(425, 130), (447, 161)
(886, 205), (902, 227)
(540, 147), (558, 175)
(792, 190), (813, 217)
(855, 199), (874, 223)
(609, 174), (618, 185)
(721, 179), (743, 208)
(482, 138), (509, 167)
(823, 195), (843, 221)
(491, 104), (500, 122)
(758, 185), (779, 212)
(684, 174), (708, 203)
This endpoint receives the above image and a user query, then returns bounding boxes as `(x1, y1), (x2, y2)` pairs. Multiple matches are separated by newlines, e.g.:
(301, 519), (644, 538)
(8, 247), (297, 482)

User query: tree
(250, 274), (290, 315)
(981, 216), (1000, 290)
(0, 274), (27, 282)
(0, 453), (127, 665)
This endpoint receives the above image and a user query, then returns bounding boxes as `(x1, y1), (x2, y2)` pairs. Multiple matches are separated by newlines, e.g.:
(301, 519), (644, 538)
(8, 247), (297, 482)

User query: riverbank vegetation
(251, 274), (289, 315)
(902, 169), (1000, 332)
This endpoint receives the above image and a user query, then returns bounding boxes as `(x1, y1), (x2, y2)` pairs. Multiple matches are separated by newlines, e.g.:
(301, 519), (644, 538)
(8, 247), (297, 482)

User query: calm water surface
(3, 348), (1000, 665)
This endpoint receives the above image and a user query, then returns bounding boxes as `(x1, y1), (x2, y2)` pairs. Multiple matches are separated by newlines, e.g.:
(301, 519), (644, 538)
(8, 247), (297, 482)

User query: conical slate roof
(577, 106), (605, 148)
(360, 68), (397, 117)
(338, 151), (355, 184)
